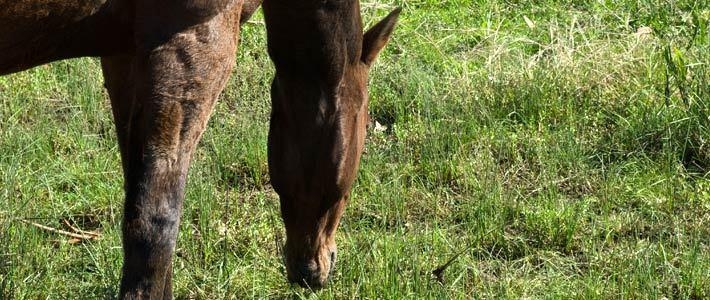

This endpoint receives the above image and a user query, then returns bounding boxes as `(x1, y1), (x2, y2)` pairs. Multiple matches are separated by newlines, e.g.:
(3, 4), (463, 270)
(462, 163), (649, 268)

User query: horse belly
(0, 0), (107, 73)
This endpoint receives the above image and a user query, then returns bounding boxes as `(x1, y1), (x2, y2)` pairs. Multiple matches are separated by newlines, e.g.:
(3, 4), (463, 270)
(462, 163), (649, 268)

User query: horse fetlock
(124, 213), (180, 248)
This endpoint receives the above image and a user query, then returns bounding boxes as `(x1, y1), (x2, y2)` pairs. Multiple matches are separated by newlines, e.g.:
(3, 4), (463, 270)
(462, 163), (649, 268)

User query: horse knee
(123, 203), (182, 254)
(122, 160), (187, 257)
(117, 143), (190, 298)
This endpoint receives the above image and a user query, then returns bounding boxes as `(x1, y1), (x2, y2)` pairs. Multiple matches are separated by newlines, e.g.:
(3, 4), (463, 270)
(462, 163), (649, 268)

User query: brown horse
(0, 0), (400, 298)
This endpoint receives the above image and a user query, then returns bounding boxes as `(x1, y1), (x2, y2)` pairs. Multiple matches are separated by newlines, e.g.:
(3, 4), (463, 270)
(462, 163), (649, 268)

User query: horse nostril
(296, 261), (315, 277)
(328, 250), (337, 275)
(287, 251), (338, 289)
(289, 261), (322, 288)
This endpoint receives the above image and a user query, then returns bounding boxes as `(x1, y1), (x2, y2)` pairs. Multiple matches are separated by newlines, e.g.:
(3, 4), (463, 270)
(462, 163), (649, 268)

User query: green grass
(1, 0), (709, 298)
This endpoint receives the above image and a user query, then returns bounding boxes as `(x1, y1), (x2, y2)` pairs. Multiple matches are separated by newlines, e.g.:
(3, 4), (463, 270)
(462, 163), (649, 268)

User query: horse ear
(361, 7), (401, 66)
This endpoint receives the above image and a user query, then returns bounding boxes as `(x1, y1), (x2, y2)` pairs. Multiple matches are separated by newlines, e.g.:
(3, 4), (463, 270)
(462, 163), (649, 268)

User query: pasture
(1, 0), (708, 298)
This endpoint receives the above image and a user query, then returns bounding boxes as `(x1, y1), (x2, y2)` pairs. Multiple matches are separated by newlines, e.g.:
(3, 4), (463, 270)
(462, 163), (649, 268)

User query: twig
(432, 244), (474, 284)
(245, 20), (264, 25)
(62, 219), (100, 238)
(20, 219), (97, 240)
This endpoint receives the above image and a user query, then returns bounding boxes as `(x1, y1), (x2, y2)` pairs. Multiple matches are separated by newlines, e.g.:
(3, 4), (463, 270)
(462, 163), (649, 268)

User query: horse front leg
(101, 4), (242, 299)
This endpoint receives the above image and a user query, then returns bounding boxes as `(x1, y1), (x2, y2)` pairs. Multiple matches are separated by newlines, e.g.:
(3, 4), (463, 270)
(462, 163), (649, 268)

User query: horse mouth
(285, 249), (337, 289)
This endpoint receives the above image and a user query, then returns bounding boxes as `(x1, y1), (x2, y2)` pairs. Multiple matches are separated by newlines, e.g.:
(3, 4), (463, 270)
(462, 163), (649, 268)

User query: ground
(1, 0), (708, 298)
